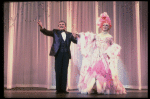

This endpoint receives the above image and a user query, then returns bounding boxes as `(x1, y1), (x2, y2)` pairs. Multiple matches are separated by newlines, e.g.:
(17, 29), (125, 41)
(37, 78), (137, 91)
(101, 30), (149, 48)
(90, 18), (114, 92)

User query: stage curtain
(4, 1), (147, 90)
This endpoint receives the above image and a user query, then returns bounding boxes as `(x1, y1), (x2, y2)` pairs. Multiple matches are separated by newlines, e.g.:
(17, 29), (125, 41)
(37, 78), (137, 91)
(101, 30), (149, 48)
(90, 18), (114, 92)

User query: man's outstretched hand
(72, 32), (80, 39)
(37, 20), (43, 30)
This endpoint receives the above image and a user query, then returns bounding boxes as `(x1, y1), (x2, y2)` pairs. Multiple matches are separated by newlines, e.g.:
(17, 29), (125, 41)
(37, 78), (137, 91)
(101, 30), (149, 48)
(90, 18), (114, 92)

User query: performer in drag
(77, 12), (126, 94)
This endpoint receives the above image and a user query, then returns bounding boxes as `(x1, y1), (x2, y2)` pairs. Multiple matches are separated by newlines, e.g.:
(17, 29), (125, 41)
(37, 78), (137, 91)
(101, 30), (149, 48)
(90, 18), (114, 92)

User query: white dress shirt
(61, 32), (66, 41)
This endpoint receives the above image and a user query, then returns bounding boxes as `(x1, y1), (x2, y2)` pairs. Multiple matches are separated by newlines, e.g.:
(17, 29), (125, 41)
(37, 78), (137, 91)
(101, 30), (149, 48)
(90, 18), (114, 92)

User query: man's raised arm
(38, 20), (54, 37)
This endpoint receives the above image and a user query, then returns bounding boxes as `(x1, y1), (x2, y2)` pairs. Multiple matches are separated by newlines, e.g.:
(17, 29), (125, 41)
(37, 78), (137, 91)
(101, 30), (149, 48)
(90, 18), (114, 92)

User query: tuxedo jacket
(40, 29), (77, 59)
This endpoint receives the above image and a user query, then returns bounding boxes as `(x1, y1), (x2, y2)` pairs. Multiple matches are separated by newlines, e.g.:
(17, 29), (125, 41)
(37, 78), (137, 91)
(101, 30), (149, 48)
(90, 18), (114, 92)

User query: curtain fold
(139, 1), (148, 89)
(4, 1), (147, 90)
(115, 1), (139, 88)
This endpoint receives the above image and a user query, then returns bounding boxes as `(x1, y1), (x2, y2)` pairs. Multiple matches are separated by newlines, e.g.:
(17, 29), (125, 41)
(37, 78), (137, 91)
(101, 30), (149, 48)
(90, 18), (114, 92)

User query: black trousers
(55, 51), (69, 92)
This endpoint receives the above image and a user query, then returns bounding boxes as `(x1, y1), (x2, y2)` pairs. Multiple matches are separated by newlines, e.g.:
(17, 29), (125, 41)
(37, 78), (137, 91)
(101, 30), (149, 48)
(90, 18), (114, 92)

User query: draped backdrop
(4, 1), (148, 90)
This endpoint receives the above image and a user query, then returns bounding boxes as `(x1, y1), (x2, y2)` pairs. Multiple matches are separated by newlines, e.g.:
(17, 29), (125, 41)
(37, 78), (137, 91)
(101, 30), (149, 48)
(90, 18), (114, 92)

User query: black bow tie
(60, 30), (66, 33)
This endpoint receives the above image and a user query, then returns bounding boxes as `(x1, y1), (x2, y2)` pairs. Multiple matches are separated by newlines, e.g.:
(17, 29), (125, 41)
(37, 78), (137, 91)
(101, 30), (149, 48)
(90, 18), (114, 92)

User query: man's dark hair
(58, 20), (66, 27)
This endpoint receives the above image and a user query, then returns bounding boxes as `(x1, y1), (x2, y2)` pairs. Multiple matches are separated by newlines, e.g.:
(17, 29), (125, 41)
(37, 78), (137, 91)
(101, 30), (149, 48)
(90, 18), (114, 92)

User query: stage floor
(4, 88), (148, 98)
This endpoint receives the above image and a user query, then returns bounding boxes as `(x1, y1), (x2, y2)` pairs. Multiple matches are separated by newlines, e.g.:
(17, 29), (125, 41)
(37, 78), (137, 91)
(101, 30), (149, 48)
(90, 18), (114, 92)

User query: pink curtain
(139, 1), (148, 89)
(4, 1), (147, 90)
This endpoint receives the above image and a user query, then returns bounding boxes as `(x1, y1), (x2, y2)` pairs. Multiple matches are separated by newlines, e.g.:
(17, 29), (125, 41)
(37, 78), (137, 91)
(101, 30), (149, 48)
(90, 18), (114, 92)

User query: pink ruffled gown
(77, 32), (126, 94)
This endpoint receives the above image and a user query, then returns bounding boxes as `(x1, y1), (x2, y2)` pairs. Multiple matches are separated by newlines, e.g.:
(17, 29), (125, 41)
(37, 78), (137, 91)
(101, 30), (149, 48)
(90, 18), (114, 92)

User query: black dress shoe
(62, 91), (69, 94)
(56, 91), (63, 94)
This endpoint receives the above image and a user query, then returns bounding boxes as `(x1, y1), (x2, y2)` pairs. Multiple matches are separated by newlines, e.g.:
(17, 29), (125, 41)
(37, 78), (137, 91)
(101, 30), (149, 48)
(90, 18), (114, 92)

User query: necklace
(101, 31), (109, 35)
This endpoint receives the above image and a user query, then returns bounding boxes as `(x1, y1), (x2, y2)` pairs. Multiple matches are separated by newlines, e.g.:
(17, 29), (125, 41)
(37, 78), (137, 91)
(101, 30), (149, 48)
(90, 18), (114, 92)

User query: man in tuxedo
(38, 20), (78, 94)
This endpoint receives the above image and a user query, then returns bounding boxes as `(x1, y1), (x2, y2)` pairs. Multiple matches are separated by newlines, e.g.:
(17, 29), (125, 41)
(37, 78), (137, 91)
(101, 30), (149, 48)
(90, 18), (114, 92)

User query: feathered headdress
(96, 12), (112, 29)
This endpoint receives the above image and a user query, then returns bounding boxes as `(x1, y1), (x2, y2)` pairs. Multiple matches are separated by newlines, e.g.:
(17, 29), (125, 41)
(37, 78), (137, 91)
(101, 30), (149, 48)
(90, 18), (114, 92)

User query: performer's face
(103, 23), (109, 31)
(58, 22), (66, 30)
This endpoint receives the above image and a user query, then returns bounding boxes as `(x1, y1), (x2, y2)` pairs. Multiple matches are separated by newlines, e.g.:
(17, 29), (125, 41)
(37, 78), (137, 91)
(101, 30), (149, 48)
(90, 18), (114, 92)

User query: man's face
(58, 22), (66, 30)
